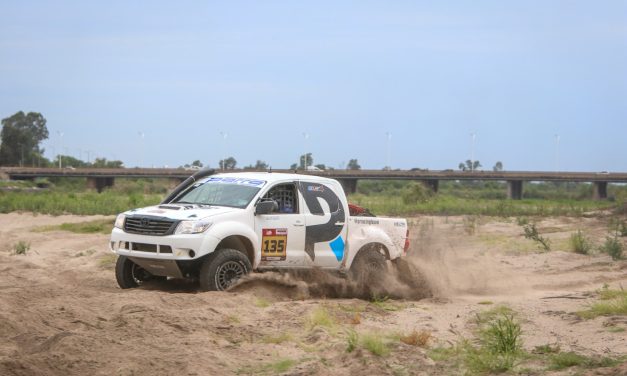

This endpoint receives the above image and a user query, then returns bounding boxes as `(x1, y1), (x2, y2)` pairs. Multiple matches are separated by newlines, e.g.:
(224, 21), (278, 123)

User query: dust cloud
(230, 261), (433, 301)
(231, 216), (530, 301)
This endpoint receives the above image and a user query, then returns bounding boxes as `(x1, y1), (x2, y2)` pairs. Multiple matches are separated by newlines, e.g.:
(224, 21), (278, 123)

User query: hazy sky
(1, 1), (625, 171)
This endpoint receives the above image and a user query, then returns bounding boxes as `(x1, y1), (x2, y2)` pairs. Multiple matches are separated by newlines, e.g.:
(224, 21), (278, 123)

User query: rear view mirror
(255, 199), (278, 215)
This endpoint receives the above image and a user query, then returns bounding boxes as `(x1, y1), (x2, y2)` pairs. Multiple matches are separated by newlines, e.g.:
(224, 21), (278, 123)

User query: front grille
(132, 243), (157, 252)
(124, 216), (177, 236)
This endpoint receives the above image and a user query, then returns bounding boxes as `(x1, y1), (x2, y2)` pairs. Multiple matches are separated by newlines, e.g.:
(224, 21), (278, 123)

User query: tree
(347, 159), (361, 170)
(493, 161), (503, 172)
(298, 153), (313, 169)
(92, 158), (124, 168)
(181, 160), (204, 169)
(0, 111), (49, 166)
(254, 160), (268, 170)
(219, 157), (237, 170)
(244, 160), (268, 170)
(459, 159), (481, 171)
(54, 155), (89, 168)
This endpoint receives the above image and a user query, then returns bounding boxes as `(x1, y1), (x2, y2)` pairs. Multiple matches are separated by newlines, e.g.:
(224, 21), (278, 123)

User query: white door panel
(254, 183), (306, 267)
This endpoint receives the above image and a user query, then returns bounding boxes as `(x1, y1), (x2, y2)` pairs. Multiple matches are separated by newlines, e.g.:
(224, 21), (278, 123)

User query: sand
(0, 212), (626, 375)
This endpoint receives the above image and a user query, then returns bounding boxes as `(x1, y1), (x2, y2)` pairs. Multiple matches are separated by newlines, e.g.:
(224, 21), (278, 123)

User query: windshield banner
(204, 177), (266, 187)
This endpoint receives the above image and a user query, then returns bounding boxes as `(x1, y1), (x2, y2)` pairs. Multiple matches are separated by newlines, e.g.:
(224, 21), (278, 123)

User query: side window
(263, 183), (298, 214)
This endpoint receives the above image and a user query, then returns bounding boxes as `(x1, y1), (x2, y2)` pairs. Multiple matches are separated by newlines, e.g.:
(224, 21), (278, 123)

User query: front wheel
(199, 249), (252, 291)
(115, 256), (152, 289)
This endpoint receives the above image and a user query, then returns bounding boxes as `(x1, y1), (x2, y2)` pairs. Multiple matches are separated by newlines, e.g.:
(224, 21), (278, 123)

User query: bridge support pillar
(422, 179), (439, 193)
(87, 177), (115, 193)
(593, 181), (608, 200)
(507, 180), (523, 200)
(338, 178), (358, 195)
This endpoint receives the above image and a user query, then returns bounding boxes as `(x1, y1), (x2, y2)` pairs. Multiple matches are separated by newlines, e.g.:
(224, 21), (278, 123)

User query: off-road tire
(115, 256), (151, 289)
(199, 249), (252, 291)
(349, 246), (388, 285)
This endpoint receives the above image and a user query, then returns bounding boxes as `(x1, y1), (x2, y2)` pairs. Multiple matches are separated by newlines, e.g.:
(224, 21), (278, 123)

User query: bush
(609, 218), (627, 237)
(570, 230), (592, 255)
(13, 241), (30, 255)
(362, 333), (390, 356)
(463, 308), (524, 373)
(523, 223), (551, 251)
(400, 330), (431, 347)
(482, 314), (523, 355)
(402, 182), (434, 204)
(346, 329), (358, 353)
(599, 236), (623, 260)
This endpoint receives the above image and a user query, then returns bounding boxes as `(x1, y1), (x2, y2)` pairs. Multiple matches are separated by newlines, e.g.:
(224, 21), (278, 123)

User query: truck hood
(124, 204), (239, 221)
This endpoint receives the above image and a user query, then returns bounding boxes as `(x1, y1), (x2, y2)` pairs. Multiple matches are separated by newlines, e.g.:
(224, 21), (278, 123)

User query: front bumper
(109, 227), (219, 261)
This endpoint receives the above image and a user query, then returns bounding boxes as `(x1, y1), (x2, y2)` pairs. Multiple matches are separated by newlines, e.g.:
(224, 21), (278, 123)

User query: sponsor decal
(298, 182), (345, 261)
(353, 218), (380, 225)
(329, 236), (345, 262)
(204, 177), (266, 187)
(307, 185), (325, 192)
(261, 228), (287, 261)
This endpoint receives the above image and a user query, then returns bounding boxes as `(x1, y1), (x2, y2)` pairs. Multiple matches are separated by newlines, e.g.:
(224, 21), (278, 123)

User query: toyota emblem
(140, 218), (150, 227)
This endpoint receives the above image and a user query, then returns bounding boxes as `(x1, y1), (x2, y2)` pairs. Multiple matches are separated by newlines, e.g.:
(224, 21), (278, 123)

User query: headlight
(114, 214), (126, 229)
(175, 220), (212, 234)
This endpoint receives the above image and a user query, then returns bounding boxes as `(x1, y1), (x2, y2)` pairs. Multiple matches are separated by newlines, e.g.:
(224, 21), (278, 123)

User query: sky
(1, 1), (625, 171)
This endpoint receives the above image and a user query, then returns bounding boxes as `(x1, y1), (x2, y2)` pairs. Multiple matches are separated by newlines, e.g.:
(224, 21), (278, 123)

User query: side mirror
(255, 199), (278, 215)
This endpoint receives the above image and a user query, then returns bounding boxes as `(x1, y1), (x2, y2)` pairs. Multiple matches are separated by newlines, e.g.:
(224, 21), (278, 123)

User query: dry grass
(399, 329), (431, 347)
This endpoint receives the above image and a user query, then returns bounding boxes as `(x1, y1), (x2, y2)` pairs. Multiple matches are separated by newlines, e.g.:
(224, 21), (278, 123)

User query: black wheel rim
(131, 263), (148, 285)
(215, 261), (245, 290)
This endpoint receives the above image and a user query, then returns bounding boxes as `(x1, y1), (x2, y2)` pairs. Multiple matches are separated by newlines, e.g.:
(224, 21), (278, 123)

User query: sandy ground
(0, 212), (626, 375)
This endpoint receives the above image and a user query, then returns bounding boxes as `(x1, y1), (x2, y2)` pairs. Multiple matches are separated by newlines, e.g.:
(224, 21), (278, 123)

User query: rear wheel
(115, 256), (152, 289)
(349, 246), (388, 285)
(199, 249), (252, 291)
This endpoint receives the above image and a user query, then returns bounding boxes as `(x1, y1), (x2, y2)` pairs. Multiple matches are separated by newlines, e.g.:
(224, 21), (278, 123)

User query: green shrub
(599, 235), (623, 260)
(13, 241), (30, 255)
(549, 351), (621, 370)
(570, 230), (592, 255)
(402, 182), (434, 204)
(307, 306), (335, 329)
(346, 329), (358, 353)
(522, 223), (551, 251)
(482, 314), (523, 355)
(577, 286), (627, 319)
(362, 333), (390, 356)
(464, 309), (523, 374)
(463, 215), (479, 235)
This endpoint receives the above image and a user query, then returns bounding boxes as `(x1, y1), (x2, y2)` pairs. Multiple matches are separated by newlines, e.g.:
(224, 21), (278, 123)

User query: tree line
(0, 111), (123, 168)
(1, 111), (504, 171)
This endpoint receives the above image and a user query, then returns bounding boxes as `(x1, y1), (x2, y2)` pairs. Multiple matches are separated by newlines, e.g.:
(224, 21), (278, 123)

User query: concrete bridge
(2, 167), (627, 200)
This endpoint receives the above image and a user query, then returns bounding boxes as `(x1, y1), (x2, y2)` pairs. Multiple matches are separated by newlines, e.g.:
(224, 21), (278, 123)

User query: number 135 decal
(261, 228), (287, 261)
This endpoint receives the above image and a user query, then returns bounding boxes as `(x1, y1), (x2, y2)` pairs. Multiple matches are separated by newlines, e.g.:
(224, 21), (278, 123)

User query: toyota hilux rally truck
(110, 170), (410, 291)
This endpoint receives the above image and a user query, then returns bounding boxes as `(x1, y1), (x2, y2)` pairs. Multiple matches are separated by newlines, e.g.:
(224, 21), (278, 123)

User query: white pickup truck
(110, 171), (410, 291)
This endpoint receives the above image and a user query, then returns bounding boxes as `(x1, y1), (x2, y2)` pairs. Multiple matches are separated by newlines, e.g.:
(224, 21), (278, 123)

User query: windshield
(172, 177), (265, 208)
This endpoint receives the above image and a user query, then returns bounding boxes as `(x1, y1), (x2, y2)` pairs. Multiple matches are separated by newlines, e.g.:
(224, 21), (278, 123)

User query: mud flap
(129, 257), (184, 278)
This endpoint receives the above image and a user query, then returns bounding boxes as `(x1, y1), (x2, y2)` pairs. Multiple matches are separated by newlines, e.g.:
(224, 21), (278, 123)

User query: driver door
(254, 182), (306, 268)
